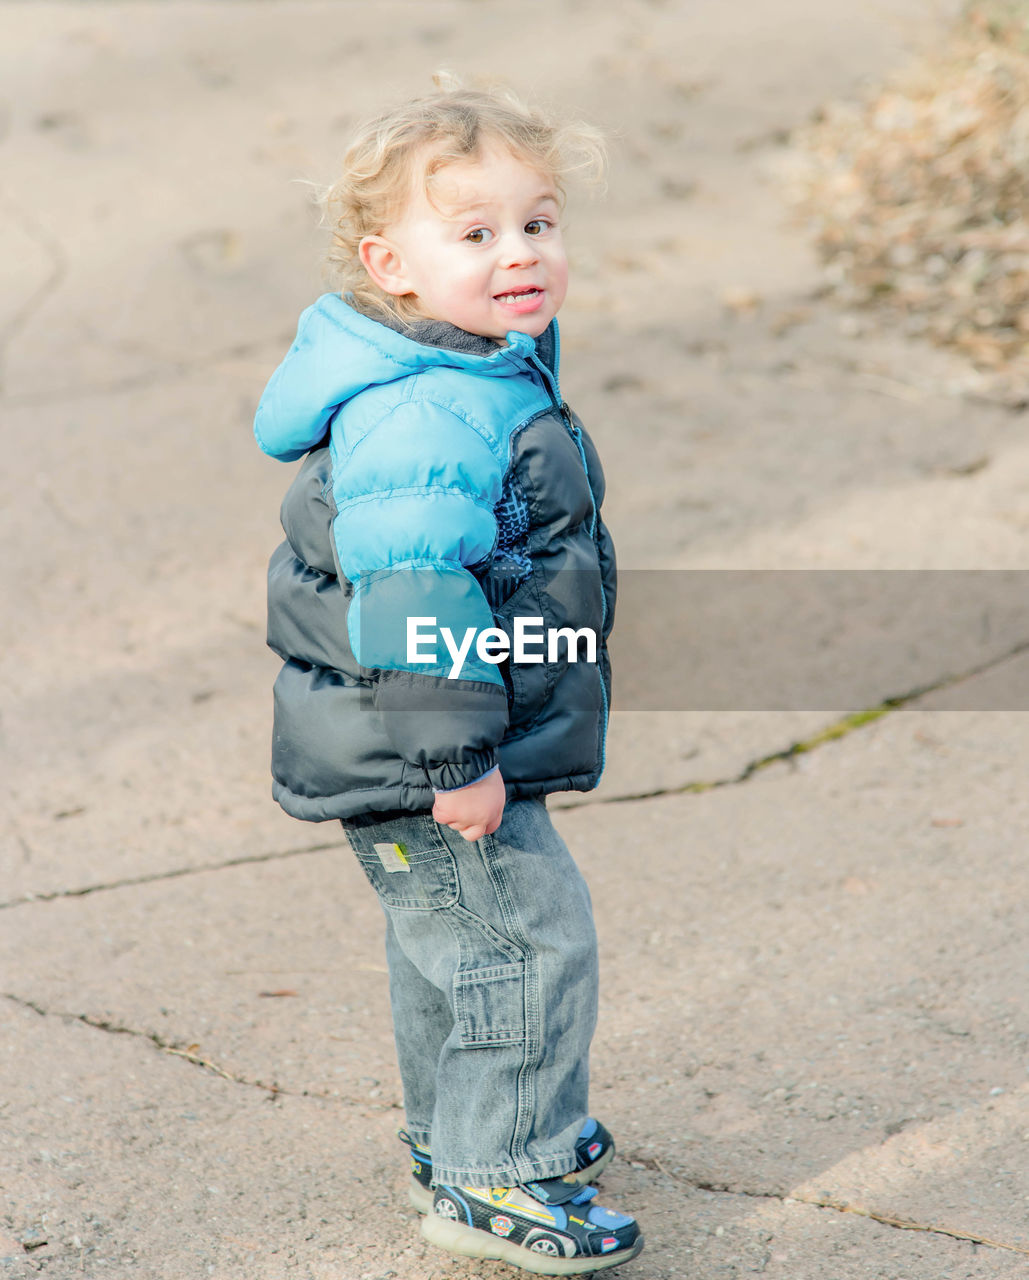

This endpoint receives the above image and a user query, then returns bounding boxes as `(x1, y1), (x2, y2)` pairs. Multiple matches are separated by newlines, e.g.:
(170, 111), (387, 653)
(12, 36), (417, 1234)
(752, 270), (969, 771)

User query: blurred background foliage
(792, 1), (1029, 403)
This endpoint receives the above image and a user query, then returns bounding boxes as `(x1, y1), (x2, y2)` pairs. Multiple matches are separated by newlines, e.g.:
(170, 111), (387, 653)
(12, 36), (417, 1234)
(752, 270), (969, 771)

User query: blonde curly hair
(322, 76), (606, 324)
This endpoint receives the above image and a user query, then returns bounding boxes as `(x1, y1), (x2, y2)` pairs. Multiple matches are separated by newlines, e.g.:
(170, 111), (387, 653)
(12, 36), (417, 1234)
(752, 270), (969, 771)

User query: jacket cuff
(424, 750), (499, 794)
(432, 764), (500, 795)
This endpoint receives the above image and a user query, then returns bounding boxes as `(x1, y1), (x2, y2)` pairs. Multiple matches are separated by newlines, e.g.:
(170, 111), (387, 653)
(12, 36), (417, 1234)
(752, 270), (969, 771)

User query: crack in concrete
(2, 993), (400, 1112)
(8, 987), (1026, 1259)
(0, 840), (344, 912)
(4, 634), (1028, 912)
(585, 701), (900, 808)
(590, 633), (1029, 807)
(629, 1157), (1029, 1258)
(0, 191), (68, 396)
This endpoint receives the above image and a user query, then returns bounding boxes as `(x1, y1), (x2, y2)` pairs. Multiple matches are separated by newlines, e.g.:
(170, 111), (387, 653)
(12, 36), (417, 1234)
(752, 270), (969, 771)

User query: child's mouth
(494, 288), (543, 312)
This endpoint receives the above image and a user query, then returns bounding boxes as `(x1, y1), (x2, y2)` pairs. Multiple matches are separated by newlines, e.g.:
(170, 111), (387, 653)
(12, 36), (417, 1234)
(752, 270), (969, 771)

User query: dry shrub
(791, 2), (1029, 401)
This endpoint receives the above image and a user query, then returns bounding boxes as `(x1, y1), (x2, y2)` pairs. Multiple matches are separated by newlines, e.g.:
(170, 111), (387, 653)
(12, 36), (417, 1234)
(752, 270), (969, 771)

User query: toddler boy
(255, 82), (642, 1274)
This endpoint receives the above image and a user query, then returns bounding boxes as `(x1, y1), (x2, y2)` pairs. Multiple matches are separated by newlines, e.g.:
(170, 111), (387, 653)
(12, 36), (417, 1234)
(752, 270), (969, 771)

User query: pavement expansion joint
(626, 1155), (1029, 1258)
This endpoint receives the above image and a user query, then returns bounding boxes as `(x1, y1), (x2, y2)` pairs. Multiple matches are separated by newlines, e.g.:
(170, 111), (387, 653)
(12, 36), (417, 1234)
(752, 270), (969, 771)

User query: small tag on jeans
(373, 842), (411, 873)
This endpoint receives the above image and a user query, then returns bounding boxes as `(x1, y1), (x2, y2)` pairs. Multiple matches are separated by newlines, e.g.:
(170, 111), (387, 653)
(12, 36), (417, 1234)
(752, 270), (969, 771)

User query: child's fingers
(457, 813), (504, 841)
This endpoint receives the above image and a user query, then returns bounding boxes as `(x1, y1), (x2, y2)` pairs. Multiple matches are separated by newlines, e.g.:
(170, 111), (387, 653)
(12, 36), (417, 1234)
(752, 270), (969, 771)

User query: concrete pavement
(2, 3), (1027, 1277)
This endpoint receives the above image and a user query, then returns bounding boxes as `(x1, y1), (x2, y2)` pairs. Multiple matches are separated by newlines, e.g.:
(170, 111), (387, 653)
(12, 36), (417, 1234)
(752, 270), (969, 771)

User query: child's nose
(498, 232), (539, 268)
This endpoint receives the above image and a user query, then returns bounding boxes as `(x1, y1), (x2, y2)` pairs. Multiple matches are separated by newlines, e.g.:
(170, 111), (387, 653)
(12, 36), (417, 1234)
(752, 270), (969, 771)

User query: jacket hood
(254, 293), (552, 463)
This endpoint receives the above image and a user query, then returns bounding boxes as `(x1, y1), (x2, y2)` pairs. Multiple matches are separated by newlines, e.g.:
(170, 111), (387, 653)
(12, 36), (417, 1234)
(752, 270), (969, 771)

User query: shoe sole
(409, 1178), (434, 1214)
(409, 1143), (617, 1216)
(421, 1213), (644, 1275)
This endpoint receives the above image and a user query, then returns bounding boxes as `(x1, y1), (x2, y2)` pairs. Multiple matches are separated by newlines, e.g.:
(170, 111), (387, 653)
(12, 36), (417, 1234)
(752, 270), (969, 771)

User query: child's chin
(505, 314), (553, 339)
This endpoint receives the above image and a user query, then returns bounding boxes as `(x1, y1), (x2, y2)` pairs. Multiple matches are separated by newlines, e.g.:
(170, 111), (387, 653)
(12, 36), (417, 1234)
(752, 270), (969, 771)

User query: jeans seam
(438, 884), (527, 1048)
(478, 831), (541, 1170)
(447, 901), (525, 966)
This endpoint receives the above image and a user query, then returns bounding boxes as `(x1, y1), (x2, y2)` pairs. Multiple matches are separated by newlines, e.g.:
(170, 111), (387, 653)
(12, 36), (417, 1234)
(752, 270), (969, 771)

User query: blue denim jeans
(341, 797), (599, 1186)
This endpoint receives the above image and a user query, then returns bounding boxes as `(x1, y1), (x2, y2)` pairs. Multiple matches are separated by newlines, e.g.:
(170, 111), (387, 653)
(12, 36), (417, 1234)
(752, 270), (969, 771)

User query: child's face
(361, 142), (569, 341)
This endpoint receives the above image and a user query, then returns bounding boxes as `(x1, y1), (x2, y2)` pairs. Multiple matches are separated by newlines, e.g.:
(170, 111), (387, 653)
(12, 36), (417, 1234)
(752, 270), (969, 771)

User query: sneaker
(422, 1178), (643, 1275)
(400, 1119), (616, 1215)
(398, 1131), (435, 1214)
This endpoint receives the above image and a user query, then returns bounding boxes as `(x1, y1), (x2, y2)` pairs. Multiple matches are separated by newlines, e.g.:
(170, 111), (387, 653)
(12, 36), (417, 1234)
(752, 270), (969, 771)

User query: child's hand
(432, 768), (506, 842)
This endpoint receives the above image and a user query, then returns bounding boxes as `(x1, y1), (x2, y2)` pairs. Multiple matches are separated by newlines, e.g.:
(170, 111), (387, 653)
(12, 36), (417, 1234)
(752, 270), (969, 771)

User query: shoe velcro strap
(522, 1177), (594, 1206)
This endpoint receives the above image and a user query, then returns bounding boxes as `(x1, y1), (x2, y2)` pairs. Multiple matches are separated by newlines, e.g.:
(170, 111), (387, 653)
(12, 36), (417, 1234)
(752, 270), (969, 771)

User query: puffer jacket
(254, 293), (615, 821)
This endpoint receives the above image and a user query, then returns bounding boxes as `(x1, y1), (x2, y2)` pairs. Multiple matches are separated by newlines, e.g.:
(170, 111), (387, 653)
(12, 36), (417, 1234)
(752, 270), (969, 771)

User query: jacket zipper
(525, 345), (596, 539)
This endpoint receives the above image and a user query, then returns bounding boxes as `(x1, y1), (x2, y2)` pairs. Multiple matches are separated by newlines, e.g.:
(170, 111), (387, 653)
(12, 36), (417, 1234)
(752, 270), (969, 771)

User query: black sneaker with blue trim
(398, 1131), (435, 1213)
(399, 1118), (616, 1214)
(422, 1176), (643, 1275)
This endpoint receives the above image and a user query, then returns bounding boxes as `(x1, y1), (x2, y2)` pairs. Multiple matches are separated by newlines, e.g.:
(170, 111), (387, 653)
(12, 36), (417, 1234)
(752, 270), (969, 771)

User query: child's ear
(359, 236), (412, 298)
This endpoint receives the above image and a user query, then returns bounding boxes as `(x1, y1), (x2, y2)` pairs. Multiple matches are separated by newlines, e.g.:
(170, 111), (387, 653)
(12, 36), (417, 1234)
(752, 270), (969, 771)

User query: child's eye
(525, 219), (552, 236)
(465, 227), (493, 244)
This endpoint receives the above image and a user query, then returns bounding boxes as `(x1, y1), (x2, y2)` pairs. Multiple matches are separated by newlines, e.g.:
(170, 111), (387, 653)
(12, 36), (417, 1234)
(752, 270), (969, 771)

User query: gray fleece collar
(376, 312), (501, 357)
(372, 307), (557, 376)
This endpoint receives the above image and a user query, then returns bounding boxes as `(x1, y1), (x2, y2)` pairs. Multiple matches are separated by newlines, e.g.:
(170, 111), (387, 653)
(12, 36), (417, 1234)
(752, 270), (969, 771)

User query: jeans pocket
(454, 962), (526, 1047)
(343, 813), (458, 910)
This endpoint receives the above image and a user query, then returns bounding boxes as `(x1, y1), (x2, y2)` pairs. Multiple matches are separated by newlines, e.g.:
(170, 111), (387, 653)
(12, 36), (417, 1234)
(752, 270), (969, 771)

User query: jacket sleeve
(332, 400), (510, 792)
